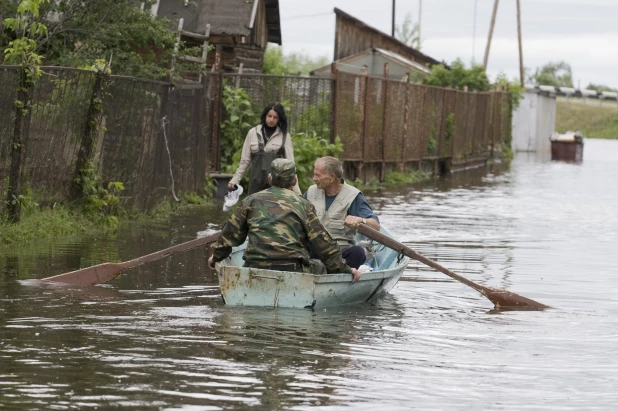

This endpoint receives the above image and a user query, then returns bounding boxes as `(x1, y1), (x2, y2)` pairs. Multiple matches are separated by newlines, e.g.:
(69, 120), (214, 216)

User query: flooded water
(1, 138), (617, 410)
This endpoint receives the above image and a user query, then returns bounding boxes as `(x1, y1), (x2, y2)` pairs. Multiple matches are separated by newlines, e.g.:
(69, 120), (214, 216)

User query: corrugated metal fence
(0, 66), (510, 214)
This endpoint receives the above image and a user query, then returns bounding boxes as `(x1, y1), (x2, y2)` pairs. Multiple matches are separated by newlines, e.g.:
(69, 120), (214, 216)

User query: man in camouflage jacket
(208, 159), (361, 283)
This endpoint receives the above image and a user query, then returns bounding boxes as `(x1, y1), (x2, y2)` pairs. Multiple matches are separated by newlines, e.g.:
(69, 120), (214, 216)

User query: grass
(0, 191), (216, 246)
(556, 98), (618, 139)
(0, 206), (96, 245)
(348, 169), (430, 191)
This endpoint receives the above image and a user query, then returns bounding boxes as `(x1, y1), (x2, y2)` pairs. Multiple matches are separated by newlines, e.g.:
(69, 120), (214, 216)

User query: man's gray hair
(316, 156), (343, 180)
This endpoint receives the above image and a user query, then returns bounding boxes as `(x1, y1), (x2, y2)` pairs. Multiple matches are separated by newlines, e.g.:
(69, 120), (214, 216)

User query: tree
(395, 13), (421, 50)
(586, 83), (617, 92)
(527, 61), (574, 88)
(262, 44), (328, 75)
(426, 59), (490, 92)
(0, 0), (198, 80)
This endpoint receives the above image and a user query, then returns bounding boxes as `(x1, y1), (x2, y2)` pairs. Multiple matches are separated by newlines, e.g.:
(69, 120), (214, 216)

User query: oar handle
(357, 224), (549, 309)
(122, 231), (221, 270)
(41, 231), (221, 285)
(357, 224), (492, 294)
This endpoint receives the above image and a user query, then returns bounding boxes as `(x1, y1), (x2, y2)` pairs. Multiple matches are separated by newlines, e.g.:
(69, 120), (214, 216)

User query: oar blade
(484, 288), (550, 310)
(40, 231), (222, 286)
(41, 262), (126, 286)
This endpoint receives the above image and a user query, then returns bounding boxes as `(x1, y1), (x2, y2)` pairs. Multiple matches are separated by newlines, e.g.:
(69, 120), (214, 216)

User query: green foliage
(0, 1), (197, 80)
(527, 61), (573, 87)
(2, 0), (48, 83)
(426, 59), (490, 91)
(291, 133), (344, 192)
(395, 13), (421, 50)
(262, 44), (329, 75)
(0, 205), (94, 245)
(383, 170), (429, 186)
(502, 145), (514, 160)
(494, 73), (524, 110)
(586, 83), (617, 93)
(183, 192), (208, 205)
(407, 70), (428, 84)
(74, 162), (124, 229)
(220, 83), (259, 169)
(427, 103), (439, 156)
(348, 169), (430, 191)
(556, 99), (618, 140)
(426, 135), (437, 156)
(445, 112), (455, 143)
(293, 96), (332, 140)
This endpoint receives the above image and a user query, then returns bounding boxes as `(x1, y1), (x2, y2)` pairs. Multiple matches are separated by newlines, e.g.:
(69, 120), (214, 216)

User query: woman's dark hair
(260, 103), (288, 136)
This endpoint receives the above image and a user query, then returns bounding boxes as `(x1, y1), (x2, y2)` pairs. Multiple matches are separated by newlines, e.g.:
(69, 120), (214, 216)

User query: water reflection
(2, 139), (618, 409)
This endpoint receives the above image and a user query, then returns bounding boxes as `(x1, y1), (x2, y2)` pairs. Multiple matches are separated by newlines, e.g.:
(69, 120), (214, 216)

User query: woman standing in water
(228, 103), (301, 195)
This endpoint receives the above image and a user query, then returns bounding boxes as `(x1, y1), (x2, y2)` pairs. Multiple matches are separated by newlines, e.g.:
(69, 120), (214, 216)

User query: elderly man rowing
(304, 156), (380, 269)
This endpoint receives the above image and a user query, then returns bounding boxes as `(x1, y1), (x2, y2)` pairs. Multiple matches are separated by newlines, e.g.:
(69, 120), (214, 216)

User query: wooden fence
(0, 66), (511, 214)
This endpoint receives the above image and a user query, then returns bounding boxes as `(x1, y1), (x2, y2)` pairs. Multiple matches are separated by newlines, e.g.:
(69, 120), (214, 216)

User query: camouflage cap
(271, 158), (297, 180)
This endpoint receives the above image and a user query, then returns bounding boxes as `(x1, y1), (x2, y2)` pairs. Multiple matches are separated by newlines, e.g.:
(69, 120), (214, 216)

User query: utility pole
(418, 0), (422, 43)
(483, 0), (499, 70)
(472, 0), (478, 64)
(516, 0), (525, 87)
(392, 0), (395, 37)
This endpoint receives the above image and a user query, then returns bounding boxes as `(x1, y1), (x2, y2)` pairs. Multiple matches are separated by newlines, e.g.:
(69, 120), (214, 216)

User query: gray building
(310, 47), (430, 81)
(512, 86), (557, 156)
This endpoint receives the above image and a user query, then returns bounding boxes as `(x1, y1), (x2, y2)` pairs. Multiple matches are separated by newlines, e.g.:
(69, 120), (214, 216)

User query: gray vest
(307, 182), (360, 248)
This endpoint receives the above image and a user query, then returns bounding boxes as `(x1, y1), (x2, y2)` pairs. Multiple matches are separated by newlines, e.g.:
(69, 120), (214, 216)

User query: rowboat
(214, 226), (409, 308)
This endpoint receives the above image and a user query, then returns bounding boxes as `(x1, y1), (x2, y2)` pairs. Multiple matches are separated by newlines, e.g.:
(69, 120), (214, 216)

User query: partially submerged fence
(0, 66), (511, 215)
(332, 71), (510, 181)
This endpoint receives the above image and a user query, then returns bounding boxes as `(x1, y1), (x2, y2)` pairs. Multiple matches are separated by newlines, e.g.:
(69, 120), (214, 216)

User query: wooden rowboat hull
(215, 227), (408, 308)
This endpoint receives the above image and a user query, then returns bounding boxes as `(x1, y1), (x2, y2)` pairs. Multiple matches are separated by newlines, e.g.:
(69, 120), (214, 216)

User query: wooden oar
(41, 231), (221, 286)
(357, 224), (549, 310)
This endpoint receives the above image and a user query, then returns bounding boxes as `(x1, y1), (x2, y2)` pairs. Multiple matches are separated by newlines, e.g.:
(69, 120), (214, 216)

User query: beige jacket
(306, 183), (361, 249)
(230, 125), (301, 195)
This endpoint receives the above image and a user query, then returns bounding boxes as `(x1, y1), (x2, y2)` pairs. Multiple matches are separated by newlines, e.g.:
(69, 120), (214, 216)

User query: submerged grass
(0, 206), (95, 245)
(0, 191), (216, 246)
(349, 169), (431, 191)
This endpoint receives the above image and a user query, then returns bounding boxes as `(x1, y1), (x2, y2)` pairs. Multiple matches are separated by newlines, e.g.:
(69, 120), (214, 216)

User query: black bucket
(209, 173), (234, 199)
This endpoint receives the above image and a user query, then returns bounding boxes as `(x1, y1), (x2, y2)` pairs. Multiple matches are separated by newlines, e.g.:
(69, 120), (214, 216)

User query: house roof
(310, 47), (430, 76)
(156, 0), (282, 44)
(334, 7), (443, 67)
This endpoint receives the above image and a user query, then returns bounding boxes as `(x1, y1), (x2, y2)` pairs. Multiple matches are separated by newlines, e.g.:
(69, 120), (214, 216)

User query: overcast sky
(278, 0), (618, 89)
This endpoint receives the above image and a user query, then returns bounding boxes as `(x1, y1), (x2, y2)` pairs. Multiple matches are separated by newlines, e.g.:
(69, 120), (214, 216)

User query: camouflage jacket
(211, 187), (353, 274)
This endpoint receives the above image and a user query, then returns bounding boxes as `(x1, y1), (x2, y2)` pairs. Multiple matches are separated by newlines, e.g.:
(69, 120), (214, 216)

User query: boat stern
(217, 265), (318, 308)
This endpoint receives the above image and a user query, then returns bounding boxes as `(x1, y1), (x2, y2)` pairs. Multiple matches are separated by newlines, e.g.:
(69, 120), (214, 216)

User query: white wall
(512, 91), (556, 155)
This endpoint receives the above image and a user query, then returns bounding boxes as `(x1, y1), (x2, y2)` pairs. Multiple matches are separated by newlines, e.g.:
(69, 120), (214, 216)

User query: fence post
(400, 72), (410, 173)
(380, 63), (389, 181)
(330, 62), (337, 144)
(71, 68), (111, 201)
(211, 45), (223, 171)
(359, 67), (369, 182)
(6, 67), (33, 222)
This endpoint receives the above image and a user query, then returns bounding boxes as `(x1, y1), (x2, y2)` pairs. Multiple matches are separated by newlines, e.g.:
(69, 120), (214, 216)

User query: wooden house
(154, 0), (282, 73)
(334, 8), (443, 70)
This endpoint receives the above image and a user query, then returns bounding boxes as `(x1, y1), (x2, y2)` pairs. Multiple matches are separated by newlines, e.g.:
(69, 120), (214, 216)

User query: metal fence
(0, 66), (208, 214)
(333, 71), (511, 180)
(0, 66), (511, 214)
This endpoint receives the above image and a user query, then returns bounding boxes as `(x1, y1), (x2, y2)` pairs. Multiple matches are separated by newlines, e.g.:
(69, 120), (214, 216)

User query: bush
(292, 132), (343, 192)
(426, 59), (490, 91)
